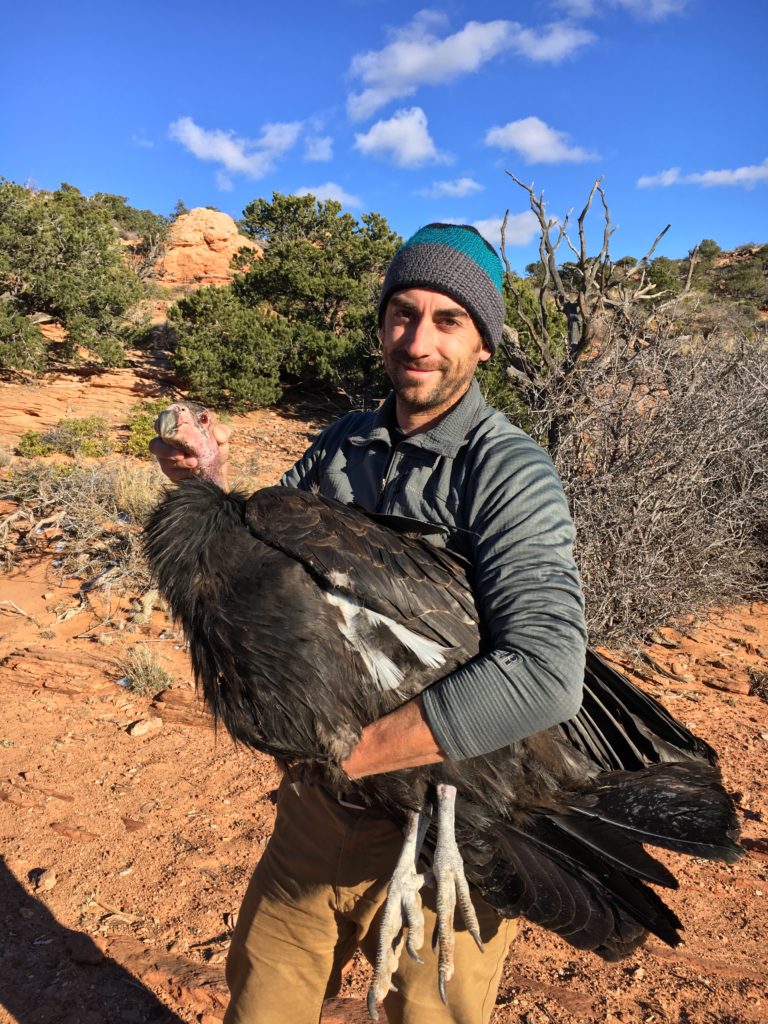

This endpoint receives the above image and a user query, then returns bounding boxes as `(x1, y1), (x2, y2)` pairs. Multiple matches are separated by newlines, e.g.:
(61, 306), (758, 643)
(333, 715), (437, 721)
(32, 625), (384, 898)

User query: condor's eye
(200, 412), (209, 425)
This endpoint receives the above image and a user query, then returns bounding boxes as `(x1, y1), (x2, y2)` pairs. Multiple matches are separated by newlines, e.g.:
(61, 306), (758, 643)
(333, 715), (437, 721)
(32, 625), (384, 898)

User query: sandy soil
(0, 364), (766, 1024)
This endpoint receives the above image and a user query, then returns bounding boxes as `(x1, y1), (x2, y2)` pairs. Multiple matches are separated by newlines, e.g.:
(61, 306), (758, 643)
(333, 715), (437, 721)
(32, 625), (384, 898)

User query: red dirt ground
(0, 366), (766, 1024)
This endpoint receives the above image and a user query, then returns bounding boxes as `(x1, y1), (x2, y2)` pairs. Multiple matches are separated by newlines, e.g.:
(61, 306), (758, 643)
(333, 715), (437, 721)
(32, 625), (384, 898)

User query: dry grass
(0, 460), (164, 593)
(119, 643), (173, 697)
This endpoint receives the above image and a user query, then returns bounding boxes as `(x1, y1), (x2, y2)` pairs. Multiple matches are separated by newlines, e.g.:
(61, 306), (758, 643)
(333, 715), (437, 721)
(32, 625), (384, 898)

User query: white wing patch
(325, 589), (449, 692)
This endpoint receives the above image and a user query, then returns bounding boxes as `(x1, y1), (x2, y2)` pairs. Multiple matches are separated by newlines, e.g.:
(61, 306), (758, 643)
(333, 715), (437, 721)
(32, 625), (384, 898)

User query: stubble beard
(387, 355), (475, 414)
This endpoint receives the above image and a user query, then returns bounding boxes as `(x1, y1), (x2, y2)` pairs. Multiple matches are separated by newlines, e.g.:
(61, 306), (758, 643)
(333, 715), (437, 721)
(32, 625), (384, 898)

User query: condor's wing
(244, 486), (479, 653)
(557, 649), (719, 772)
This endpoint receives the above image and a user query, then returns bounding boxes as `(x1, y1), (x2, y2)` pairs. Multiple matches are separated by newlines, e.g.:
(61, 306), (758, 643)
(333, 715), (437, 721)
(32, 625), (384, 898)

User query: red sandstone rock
(155, 208), (261, 287)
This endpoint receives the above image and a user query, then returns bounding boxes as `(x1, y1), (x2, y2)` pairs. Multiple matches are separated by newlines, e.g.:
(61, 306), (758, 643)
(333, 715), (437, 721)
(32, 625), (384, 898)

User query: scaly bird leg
(433, 782), (484, 1004)
(368, 808), (431, 1021)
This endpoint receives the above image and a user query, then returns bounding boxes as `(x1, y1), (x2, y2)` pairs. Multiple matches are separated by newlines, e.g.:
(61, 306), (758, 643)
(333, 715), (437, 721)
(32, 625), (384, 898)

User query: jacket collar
(349, 379), (488, 457)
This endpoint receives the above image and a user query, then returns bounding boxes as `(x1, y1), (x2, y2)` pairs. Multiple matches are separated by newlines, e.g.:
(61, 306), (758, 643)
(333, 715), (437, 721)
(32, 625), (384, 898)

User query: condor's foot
(432, 782), (484, 1003)
(367, 808), (430, 1020)
(367, 785), (484, 1018)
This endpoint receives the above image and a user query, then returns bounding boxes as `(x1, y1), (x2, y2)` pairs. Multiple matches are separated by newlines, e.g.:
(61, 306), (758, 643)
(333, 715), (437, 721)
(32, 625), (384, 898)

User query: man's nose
(401, 316), (435, 355)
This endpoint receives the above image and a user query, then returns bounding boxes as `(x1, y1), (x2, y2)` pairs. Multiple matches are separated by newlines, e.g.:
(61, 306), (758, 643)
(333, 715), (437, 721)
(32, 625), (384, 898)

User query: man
(151, 224), (587, 1024)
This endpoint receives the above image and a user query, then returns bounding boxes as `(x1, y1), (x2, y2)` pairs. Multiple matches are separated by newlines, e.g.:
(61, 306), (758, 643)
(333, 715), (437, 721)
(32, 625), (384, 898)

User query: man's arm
(420, 433), (586, 761)
(341, 696), (447, 779)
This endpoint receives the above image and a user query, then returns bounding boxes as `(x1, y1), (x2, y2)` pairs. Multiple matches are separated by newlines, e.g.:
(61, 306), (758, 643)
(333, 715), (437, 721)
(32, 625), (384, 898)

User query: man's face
(380, 289), (491, 423)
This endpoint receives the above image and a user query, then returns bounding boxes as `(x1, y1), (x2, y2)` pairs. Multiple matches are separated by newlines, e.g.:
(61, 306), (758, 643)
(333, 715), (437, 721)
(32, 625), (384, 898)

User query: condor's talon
(433, 783), (484, 1001)
(368, 808), (431, 1020)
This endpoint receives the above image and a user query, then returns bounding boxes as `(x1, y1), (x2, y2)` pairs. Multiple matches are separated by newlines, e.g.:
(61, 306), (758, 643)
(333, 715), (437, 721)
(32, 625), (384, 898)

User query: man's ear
(478, 342), (492, 363)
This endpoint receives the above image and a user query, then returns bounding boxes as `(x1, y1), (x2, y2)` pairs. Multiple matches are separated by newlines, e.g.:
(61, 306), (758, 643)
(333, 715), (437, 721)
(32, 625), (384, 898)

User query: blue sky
(1, 0), (766, 271)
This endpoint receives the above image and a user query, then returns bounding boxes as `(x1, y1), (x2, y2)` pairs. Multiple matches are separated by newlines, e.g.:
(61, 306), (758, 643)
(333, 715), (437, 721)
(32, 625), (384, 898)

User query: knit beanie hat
(378, 223), (505, 351)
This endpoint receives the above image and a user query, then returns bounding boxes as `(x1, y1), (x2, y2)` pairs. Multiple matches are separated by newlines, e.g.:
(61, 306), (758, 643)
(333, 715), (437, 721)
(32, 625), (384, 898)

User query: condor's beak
(154, 408), (180, 441)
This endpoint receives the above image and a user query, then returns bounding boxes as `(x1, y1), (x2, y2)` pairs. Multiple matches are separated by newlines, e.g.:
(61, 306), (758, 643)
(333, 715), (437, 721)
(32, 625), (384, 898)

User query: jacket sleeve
(421, 430), (587, 760)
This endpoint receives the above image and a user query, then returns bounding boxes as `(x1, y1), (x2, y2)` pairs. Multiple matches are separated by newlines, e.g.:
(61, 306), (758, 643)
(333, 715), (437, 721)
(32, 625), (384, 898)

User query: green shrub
(0, 305), (48, 374)
(169, 285), (285, 411)
(696, 238), (721, 262)
(169, 193), (401, 409)
(647, 256), (683, 298)
(122, 399), (170, 458)
(717, 249), (768, 307)
(235, 192), (399, 395)
(90, 192), (169, 280)
(0, 179), (145, 367)
(16, 415), (112, 458)
(16, 431), (56, 457)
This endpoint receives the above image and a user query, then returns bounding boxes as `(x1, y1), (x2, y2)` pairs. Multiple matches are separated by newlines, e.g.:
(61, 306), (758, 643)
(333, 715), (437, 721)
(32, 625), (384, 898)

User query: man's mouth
(397, 363), (441, 374)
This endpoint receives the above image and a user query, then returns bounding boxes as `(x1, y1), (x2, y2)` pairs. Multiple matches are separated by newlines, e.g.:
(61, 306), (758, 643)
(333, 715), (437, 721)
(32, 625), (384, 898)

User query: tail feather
(584, 762), (743, 863)
(552, 814), (678, 889)
(477, 836), (618, 948)
(502, 817), (683, 942)
(464, 756), (741, 959)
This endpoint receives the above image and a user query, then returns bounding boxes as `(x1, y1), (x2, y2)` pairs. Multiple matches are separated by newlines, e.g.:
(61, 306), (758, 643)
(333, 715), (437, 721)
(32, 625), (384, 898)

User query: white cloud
(485, 116), (597, 163)
(257, 122), (303, 152)
(419, 177), (484, 198)
(510, 22), (594, 60)
(637, 167), (682, 187)
(473, 212), (541, 249)
(354, 107), (448, 168)
(688, 159), (768, 187)
(131, 134), (154, 149)
(294, 182), (362, 207)
(304, 135), (333, 162)
(168, 116), (301, 179)
(347, 16), (594, 120)
(556, 0), (688, 19)
(638, 158), (768, 189)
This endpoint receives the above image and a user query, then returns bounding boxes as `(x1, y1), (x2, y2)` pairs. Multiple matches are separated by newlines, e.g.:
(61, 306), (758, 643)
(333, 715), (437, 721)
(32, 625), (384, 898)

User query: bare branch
(683, 244), (699, 294)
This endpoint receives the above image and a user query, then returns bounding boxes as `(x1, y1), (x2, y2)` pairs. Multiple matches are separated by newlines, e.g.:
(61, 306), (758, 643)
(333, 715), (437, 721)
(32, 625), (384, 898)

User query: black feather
(144, 478), (743, 958)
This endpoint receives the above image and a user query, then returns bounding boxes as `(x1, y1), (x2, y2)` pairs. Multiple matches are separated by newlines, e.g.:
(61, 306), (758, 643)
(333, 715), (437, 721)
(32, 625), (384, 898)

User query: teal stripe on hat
(401, 225), (504, 292)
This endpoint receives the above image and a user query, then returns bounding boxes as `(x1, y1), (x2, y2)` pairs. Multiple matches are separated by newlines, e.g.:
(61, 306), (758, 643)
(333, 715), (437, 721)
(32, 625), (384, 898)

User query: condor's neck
(196, 451), (227, 490)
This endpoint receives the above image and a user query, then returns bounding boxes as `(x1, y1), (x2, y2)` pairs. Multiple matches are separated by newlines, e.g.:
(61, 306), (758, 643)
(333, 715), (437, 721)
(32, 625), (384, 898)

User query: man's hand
(149, 422), (231, 488)
(342, 696), (448, 779)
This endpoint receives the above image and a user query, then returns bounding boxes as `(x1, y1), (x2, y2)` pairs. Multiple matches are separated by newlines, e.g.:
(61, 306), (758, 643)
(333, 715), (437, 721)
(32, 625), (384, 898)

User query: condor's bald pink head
(154, 402), (226, 487)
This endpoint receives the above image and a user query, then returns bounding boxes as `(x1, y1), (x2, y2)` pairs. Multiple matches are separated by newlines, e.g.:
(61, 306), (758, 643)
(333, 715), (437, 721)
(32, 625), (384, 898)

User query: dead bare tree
(500, 176), (670, 451)
(549, 329), (768, 643)
(489, 177), (768, 645)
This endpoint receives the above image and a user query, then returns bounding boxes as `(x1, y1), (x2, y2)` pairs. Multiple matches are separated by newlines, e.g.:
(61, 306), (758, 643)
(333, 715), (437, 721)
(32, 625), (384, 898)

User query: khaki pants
(224, 778), (517, 1024)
